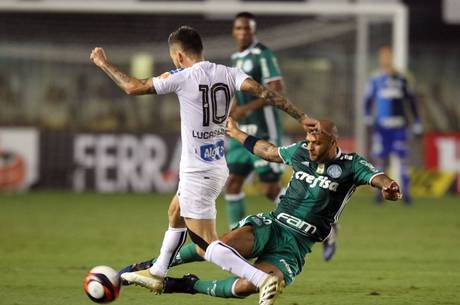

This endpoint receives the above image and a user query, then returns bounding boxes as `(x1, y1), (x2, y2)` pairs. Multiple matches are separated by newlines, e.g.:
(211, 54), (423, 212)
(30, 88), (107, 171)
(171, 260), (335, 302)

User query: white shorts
(177, 170), (228, 219)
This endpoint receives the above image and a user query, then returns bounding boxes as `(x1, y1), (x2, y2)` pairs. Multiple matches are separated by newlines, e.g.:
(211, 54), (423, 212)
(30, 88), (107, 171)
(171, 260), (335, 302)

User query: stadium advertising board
(424, 132), (460, 194)
(73, 133), (180, 193)
(39, 132), (180, 193)
(0, 128), (39, 191)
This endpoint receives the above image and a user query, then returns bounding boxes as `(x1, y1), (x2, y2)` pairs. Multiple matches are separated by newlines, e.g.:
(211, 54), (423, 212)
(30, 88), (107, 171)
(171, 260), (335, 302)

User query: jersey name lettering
(192, 128), (225, 140)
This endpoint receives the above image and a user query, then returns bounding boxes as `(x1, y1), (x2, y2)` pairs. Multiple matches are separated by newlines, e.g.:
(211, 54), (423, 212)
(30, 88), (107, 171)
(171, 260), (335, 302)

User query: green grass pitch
(1, 191), (459, 305)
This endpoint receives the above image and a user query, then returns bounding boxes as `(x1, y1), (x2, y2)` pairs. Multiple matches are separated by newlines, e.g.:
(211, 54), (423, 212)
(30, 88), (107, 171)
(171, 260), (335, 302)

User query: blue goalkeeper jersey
(364, 71), (420, 129)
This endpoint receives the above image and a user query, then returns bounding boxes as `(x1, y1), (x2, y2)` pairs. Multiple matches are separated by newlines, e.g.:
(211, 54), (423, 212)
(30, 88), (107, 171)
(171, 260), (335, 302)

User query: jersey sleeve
(152, 69), (185, 95)
(352, 154), (384, 186)
(259, 49), (282, 84)
(278, 141), (303, 165)
(230, 67), (250, 91)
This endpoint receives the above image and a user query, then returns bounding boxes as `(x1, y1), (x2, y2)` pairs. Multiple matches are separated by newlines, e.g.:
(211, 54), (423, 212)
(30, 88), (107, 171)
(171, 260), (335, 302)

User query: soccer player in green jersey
(119, 118), (401, 302)
(226, 12), (338, 261)
(225, 12), (285, 230)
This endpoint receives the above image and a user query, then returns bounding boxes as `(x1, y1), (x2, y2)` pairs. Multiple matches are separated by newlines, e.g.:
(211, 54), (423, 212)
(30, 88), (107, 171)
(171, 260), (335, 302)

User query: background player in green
(226, 12), (285, 230)
(120, 118), (402, 302)
(226, 11), (338, 261)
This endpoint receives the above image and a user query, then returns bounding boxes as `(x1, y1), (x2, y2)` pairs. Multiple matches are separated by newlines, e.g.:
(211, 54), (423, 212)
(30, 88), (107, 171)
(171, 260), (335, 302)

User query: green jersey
(274, 141), (383, 242)
(231, 41), (283, 141)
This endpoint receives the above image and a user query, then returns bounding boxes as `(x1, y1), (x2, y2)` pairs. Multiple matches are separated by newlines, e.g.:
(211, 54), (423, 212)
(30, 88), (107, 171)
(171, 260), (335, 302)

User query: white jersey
(153, 61), (249, 173)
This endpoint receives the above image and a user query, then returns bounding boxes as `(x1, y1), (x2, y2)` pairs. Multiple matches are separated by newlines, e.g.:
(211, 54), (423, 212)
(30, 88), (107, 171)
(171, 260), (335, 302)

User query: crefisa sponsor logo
(294, 171), (339, 191)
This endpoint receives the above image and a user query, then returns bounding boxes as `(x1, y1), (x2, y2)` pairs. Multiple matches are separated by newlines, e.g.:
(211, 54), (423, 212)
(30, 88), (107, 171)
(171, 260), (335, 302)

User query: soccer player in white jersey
(90, 26), (318, 305)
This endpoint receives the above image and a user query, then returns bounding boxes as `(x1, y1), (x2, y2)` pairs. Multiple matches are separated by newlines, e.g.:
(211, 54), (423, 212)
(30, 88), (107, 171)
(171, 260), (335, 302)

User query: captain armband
(243, 135), (260, 153)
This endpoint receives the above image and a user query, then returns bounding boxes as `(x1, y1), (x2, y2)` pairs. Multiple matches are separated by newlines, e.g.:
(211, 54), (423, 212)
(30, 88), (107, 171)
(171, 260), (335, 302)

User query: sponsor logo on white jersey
(199, 140), (225, 162)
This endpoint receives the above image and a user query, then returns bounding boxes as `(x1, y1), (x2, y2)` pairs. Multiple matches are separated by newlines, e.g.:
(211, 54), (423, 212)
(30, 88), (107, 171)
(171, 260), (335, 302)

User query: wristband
(243, 135), (260, 153)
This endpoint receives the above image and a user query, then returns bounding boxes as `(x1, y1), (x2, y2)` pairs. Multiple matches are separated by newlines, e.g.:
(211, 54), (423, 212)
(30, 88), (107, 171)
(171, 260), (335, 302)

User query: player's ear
(329, 136), (337, 147)
(177, 51), (185, 65)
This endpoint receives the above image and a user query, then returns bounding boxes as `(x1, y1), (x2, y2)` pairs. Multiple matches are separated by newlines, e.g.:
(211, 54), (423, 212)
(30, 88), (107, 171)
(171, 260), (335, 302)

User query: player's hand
(300, 115), (320, 133)
(226, 117), (241, 139)
(381, 180), (402, 201)
(90, 47), (108, 67)
(231, 105), (251, 121)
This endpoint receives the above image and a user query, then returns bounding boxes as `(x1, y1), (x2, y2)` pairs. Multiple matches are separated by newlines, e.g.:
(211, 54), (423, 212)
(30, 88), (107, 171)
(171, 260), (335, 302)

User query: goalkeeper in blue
(364, 46), (422, 204)
(119, 119), (402, 302)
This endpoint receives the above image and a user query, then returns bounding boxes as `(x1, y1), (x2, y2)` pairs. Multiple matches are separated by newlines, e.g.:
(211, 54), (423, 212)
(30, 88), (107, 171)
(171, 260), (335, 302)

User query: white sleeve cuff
(368, 172), (384, 185)
(278, 147), (287, 164)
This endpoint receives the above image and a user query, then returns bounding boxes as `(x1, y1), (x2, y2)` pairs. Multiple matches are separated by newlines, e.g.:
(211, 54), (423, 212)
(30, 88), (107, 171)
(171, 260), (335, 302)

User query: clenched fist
(90, 47), (108, 67)
(300, 115), (320, 134)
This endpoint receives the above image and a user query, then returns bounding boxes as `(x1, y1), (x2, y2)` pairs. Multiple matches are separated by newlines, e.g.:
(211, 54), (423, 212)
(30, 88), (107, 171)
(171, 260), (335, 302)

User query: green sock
(150, 243), (204, 267)
(193, 276), (244, 298)
(170, 243), (204, 267)
(225, 193), (246, 229)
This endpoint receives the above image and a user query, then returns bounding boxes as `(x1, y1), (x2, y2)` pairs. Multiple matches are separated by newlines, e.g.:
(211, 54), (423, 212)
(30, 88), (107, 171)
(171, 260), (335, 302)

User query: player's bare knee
(218, 230), (240, 247)
(217, 226), (254, 258)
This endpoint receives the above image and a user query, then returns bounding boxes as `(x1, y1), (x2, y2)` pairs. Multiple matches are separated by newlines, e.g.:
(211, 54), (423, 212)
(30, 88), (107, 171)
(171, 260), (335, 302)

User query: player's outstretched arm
(226, 117), (283, 163)
(239, 78), (318, 131)
(231, 80), (283, 121)
(370, 174), (402, 201)
(90, 47), (155, 95)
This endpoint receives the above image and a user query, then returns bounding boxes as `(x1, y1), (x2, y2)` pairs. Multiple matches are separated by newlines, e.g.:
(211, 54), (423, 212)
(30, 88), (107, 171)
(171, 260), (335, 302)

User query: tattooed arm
(226, 117), (283, 163)
(240, 78), (318, 130)
(231, 80), (283, 121)
(90, 47), (155, 95)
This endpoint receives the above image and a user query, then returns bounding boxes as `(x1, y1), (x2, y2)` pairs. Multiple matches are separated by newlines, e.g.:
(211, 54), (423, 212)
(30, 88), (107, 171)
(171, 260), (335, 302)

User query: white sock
(149, 226), (187, 277)
(204, 240), (268, 287)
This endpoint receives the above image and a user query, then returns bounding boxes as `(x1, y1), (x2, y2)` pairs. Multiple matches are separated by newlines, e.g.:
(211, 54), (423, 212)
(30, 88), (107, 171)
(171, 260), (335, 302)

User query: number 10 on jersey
(199, 83), (231, 127)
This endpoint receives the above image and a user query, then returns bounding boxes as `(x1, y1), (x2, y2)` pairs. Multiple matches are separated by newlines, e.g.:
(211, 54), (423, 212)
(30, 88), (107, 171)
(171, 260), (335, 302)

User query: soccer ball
(83, 265), (120, 303)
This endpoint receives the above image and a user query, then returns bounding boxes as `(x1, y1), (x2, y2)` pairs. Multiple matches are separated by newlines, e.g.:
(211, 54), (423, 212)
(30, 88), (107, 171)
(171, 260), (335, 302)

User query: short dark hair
(235, 12), (256, 21)
(168, 26), (203, 57)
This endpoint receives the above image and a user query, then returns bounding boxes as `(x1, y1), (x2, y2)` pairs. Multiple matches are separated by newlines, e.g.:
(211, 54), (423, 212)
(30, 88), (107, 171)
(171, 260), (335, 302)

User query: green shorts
(227, 138), (283, 183)
(235, 213), (315, 285)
